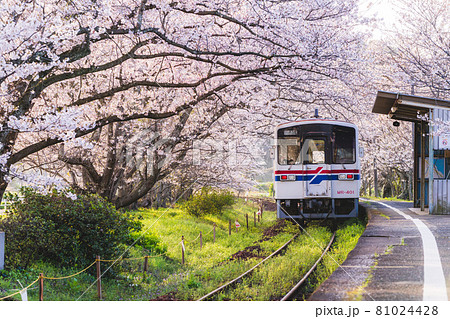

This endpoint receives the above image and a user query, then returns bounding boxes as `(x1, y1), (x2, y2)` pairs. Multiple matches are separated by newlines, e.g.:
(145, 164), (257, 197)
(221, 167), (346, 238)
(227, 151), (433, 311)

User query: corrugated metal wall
(434, 180), (450, 214)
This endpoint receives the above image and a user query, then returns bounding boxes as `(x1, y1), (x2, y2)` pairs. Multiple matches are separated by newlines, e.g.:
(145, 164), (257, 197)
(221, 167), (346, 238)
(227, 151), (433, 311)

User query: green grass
(206, 218), (366, 301)
(217, 226), (331, 301)
(0, 199), (365, 301)
(0, 199), (278, 301)
(136, 199), (276, 268)
(361, 195), (413, 202)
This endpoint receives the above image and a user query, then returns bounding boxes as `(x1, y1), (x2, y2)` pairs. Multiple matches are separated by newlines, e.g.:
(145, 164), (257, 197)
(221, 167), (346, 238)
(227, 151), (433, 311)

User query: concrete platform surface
(309, 200), (450, 301)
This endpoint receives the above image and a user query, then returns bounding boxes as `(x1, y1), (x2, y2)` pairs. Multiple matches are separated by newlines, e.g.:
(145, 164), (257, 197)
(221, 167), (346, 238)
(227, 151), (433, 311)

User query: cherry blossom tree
(386, 0), (449, 99)
(359, 0), (449, 198)
(0, 0), (369, 205)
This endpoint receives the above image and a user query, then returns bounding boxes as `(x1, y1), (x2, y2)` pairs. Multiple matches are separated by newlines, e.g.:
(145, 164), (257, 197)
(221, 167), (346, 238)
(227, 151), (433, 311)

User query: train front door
(301, 137), (331, 197)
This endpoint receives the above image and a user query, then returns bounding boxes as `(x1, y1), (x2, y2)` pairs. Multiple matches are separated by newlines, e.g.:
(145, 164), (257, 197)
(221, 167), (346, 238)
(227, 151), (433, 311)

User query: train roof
(276, 118), (357, 129)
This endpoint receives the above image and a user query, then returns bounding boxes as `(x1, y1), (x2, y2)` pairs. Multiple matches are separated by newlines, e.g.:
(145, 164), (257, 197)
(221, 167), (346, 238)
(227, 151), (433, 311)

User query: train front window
(301, 138), (325, 164)
(277, 138), (301, 165)
(332, 127), (355, 164)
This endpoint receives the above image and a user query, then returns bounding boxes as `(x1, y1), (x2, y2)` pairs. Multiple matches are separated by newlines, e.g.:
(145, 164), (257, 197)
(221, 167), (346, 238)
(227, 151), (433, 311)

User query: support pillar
(420, 121), (426, 211)
(428, 110), (434, 214)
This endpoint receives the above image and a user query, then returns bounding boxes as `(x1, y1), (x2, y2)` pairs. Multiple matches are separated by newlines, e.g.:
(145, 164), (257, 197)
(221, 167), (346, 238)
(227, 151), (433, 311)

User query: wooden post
(181, 236), (185, 265)
(143, 256), (149, 273)
(96, 255), (102, 300)
(246, 214), (249, 230)
(228, 219), (231, 236)
(258, 213), (260, 223)
(213, 224), (216, 243)
(261, 203), (264, 220)
(200, 231), (203, 249)
(39, 273), (44, 301)
(254, 211), (256, 227)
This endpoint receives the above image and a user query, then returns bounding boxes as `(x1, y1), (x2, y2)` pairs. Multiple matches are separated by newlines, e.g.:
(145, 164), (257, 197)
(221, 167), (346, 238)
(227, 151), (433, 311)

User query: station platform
(309, 200), (450, 301)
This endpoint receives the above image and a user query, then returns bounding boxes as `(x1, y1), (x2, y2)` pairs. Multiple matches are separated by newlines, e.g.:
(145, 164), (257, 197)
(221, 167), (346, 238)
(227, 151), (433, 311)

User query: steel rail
(197, 232), (299, 301)
(280, 231), (336, 301)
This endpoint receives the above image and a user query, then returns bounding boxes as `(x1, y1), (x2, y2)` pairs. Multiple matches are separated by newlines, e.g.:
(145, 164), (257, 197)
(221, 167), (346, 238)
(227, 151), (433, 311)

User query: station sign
(438, 134), (450, 150)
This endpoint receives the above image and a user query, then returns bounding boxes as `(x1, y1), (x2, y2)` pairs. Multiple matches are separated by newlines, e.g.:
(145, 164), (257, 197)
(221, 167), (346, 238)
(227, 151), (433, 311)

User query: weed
(347, 259), (378, 301)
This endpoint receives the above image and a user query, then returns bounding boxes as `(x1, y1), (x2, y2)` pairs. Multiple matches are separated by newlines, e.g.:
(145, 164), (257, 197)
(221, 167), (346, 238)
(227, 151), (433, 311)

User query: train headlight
(287, 175), (296, 181)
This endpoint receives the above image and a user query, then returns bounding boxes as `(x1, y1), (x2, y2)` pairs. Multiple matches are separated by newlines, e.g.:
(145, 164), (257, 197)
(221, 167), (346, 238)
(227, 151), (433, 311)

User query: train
(273, 114), (361, 223)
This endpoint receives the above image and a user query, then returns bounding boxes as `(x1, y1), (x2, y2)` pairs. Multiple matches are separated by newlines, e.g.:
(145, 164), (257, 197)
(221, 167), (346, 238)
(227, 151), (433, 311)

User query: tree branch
(7, 78), (244, 165)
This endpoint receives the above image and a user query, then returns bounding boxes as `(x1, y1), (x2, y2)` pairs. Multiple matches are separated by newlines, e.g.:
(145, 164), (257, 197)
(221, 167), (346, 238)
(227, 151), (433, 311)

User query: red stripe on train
(274, 169), (359, 175)
(274, 167), (322, 175)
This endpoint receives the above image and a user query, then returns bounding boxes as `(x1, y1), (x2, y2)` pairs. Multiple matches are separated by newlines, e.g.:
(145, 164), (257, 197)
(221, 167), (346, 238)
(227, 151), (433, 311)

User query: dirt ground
(230, 219), (288, 261)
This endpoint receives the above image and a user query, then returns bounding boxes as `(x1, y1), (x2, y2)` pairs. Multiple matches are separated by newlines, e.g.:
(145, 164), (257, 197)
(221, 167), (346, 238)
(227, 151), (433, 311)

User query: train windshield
(277, 127), (301, 165)
(301, 138), (326, 164)
(277, 137), (301, 165)
(332, 127), (355, 164)
(277, 124), (356, 165)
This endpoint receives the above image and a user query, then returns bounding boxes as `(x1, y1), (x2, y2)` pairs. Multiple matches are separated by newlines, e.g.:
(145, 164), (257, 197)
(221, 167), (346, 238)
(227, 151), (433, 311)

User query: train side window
(332, 127), (355, 164)
(278, 138), (301, 165)
(301, 138), (325, 164)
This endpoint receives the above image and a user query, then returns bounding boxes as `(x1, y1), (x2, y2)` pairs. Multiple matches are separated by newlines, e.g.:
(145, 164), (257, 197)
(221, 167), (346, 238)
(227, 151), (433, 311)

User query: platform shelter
(372, 91), (450, 214)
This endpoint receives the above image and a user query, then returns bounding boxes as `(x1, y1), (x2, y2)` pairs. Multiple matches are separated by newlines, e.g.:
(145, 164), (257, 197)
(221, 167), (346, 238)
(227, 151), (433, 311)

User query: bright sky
(358, 0), (400, 39)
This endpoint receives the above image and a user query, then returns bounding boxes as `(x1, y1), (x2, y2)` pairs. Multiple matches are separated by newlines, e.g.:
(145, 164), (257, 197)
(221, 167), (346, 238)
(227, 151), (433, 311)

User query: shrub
(182, 187), (234, 217)
(128, 231), (166, 255)
(0, 188), (147, 268)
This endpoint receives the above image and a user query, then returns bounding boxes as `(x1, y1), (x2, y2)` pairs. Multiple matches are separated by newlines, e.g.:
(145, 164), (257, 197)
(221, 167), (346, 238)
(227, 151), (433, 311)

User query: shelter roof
(372, 91), (450, 122)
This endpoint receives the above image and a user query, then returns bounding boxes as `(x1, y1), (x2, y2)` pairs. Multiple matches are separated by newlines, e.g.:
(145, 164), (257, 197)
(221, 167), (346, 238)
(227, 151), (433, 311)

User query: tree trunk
(0, 174), (8, 203)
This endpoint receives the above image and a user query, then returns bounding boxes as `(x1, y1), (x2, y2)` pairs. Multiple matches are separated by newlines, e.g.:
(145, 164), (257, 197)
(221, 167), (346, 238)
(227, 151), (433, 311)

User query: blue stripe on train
(274, 175), (313, 182)
(275, 174), (360, 183)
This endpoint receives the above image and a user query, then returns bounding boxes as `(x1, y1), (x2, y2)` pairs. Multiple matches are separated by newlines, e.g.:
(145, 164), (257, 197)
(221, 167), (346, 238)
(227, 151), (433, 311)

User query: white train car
(274, 117), (361, 221)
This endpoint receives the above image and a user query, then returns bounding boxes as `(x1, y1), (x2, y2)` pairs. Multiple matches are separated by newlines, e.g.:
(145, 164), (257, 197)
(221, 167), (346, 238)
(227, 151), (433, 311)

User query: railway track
(197, 232), (299, 301)
(197, 231), (336, 301)
(281, 231), (336, 301)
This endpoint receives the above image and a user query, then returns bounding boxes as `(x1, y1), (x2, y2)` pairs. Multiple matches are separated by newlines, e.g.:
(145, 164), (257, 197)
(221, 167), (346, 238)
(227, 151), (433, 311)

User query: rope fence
(0, 277), (40, 301)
